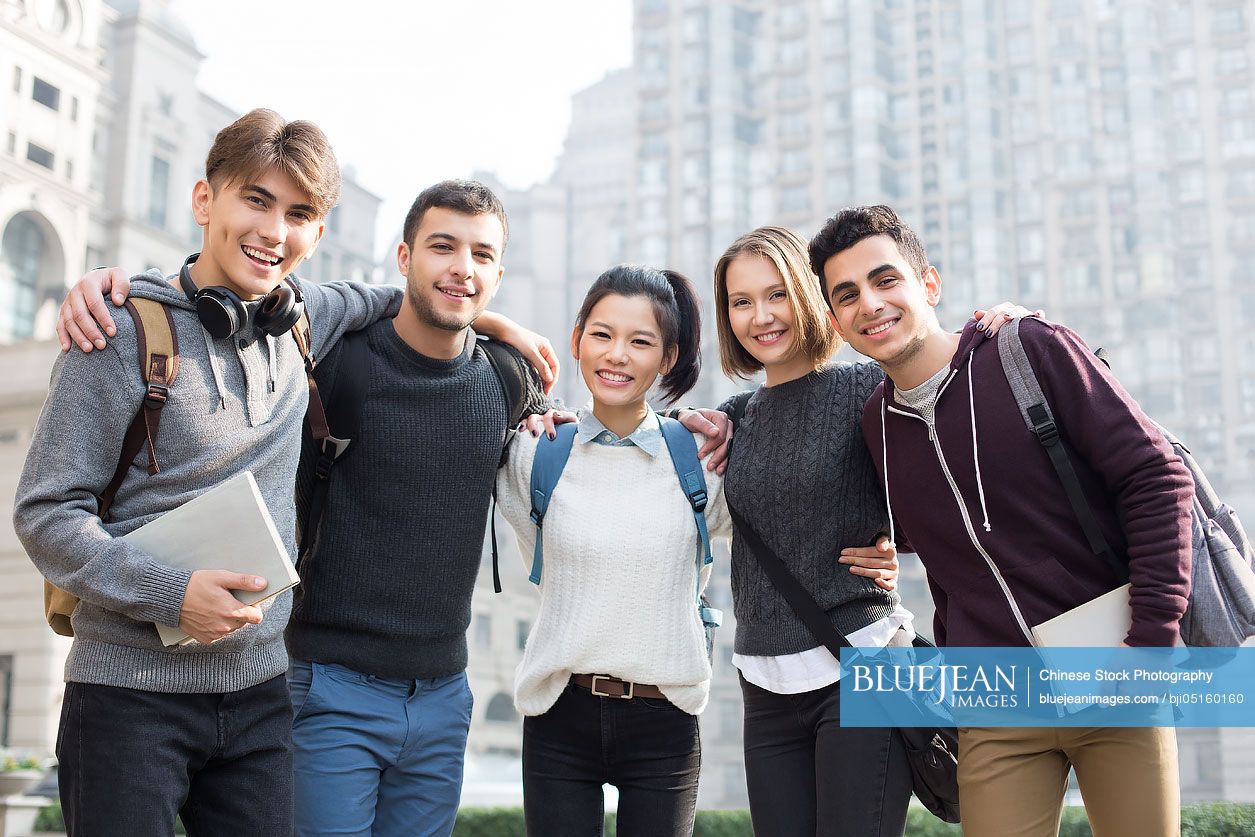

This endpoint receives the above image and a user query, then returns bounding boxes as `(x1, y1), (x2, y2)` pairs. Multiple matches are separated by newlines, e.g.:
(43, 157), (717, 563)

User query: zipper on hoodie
(886, 373), (1037, 645)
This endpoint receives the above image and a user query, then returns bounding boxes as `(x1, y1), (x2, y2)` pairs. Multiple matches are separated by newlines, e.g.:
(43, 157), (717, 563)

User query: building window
(516, 620), (529, 651)
(32, 77), (60, 111)
(474, 614), (491, 650)
(66, 158), (73, 181)
(149, 156), (170, 228)
(0, 216), (45, 341)
(71, 95), (78, 122)
(26, 142), (54, 169)
(5, 132), (14, 155)
(11, 66), (20, 94)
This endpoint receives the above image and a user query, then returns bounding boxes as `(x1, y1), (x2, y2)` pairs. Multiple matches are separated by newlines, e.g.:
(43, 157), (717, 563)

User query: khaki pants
(957, 726), (1178, 837)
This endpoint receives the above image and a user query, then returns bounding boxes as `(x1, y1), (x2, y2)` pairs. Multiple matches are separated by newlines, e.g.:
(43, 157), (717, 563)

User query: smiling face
(572, 293), (675, 412)
(724, 253), (801, 366)
(822, 234), (942, 369)
(397, 206), (505, 332)
(190, 166), (325, 299)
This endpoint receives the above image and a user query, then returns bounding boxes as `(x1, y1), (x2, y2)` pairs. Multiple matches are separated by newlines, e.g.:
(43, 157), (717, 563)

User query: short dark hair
(808, 205), (930, 299)
(205, 108), (340, 218)
(574, 265), (702, 405)
(402, 179), (508, 252)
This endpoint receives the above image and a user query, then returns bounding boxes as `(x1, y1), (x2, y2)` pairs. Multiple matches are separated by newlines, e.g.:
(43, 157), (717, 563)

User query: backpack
(298, 331), (529, 592)
(43, 289), (319, 637)
(526, 416), (723, 655)
(998, 318), (1255, 646)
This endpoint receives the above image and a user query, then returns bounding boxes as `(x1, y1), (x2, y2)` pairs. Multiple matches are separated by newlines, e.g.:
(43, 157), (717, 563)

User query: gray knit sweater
(14, 270), (401, 693)
(288, 321), (548, 679)
(722, 362), (900, 655)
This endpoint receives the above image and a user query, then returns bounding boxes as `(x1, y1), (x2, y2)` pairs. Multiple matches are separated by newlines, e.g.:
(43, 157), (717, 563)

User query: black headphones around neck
(179, 253), (304, 340)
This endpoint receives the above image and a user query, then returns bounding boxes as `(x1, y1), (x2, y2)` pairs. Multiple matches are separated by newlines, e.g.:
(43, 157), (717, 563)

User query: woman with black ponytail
(495, 265), (732, 836)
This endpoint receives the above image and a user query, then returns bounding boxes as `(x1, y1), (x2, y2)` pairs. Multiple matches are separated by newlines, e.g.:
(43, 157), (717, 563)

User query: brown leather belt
(570, 673), (667, 700)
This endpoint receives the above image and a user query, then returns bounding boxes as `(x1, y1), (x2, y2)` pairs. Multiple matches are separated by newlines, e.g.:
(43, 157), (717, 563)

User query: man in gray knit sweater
(15, 111), (404, 835)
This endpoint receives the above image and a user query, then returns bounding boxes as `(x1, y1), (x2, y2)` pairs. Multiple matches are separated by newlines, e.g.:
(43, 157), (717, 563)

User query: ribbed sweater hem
(287, 623), (468, 680)
(65, 637), (287, 694)
(734, 602), (898, 656)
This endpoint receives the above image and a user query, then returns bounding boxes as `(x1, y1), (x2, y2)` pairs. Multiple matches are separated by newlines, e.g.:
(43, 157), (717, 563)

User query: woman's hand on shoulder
(972, 302), (1044, 338)
(521, 409), (578, 440)
(838, 536), (898, 591)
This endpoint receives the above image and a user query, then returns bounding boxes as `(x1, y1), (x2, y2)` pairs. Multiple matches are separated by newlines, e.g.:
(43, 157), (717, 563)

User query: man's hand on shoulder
(58, 267), (131, 353)
(680, 408), (731, 475)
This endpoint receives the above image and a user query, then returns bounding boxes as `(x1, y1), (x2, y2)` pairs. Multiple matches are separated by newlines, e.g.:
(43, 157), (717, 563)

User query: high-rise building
(618, 0), (1255, 805)
(628, 0), (1255, 507)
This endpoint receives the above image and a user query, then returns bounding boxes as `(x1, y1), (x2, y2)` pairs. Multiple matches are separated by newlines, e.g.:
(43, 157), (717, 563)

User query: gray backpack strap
(996, 319), (1127, 581)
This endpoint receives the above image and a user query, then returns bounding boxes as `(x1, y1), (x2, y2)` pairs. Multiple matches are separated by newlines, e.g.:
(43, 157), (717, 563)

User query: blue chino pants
(288, 659), (473, 837)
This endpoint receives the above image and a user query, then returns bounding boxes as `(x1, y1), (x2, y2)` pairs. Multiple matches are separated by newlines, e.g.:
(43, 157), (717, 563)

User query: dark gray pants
(57, 675), (293, 837)
(740, 671), (913, 837)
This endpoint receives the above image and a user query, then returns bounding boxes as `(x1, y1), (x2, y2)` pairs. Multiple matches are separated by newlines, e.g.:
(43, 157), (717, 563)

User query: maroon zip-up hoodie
(861, 318), (1193, 648)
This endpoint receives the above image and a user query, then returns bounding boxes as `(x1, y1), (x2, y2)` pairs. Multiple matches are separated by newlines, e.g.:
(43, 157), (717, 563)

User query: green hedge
(32, 801), (1255, 835)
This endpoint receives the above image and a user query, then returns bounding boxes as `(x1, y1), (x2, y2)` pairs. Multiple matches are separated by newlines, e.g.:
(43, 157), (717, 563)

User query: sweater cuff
(1124, 609), (1183, 648)
(135, 561), (194, 628)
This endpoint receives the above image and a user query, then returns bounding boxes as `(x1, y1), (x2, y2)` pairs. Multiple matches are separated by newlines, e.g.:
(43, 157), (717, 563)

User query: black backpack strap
(725, 390), (754, 426)
(479, 338), (529, 427)
(480, 337), (531, 594)
(728, 503), (852, 654)
(300, 329), (371, 564)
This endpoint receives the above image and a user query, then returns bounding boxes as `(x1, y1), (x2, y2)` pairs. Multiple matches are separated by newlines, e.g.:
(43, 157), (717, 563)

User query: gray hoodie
(14, 269), (402, 693)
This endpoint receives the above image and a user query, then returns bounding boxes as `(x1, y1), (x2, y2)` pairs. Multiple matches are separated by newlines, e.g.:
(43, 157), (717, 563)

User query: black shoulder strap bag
(727, 504), (961, 824)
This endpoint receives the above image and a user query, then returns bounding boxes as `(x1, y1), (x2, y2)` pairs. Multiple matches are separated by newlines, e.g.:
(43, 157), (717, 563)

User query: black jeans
(523, 683), (701, 836)
(740, 673), (913, 837)
(57, 675), (293, 837)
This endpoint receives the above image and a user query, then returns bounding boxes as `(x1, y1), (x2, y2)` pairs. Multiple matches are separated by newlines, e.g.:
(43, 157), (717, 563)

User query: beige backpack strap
(49, 297), (180, 636)
(97, 298), (179, 518)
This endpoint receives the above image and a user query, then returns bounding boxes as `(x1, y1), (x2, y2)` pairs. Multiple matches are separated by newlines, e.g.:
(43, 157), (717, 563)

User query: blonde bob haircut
(713, 225), (841, 379)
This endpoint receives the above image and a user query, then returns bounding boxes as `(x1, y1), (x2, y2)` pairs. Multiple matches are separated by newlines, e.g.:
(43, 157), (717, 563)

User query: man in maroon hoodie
(808, 205), (1193, 837)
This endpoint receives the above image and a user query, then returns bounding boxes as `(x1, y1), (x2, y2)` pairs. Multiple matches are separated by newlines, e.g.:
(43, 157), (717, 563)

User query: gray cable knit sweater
(14, 269), (401, 694)
(722, 362), (901, 655)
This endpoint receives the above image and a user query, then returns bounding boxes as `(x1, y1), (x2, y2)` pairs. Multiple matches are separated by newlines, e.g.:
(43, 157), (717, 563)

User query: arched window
(0, 215), (45, 341)
(483, 692), (517, 723)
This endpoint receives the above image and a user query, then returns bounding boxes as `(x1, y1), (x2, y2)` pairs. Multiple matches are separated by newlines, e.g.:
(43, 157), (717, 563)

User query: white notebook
(123, 471), (299, 646)
(1031, 584), (1132, 647)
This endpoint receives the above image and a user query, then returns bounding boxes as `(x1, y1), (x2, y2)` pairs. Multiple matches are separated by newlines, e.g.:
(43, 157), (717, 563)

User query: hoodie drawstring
(967, 362), (992, 532)
(880, 398), (896, 546)
(266, 333), (278, 392)
(201, 327), (228, 410)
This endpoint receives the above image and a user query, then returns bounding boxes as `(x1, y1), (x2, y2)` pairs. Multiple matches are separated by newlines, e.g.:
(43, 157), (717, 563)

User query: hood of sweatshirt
(126, 265), (285, 409)
(877, 320), (993, 547)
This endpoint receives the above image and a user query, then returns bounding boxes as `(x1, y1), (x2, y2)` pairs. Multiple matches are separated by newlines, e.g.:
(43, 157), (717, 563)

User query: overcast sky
(170, 0), (633, 255)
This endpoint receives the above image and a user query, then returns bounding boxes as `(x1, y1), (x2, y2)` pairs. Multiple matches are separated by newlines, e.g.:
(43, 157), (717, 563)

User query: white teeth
(598, 371), (631, 382)
(866, 320), (895, 335)
(442, 288), (470, 298)
(243, 246), (280, 265)
(755, 331), (784, 342)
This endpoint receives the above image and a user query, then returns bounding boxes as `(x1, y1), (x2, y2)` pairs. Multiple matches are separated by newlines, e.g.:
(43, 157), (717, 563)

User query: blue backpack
(527, 416), (723, 654)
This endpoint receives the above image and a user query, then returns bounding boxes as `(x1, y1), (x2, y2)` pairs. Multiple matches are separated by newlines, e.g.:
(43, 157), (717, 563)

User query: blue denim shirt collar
(574, 406), (662, 457)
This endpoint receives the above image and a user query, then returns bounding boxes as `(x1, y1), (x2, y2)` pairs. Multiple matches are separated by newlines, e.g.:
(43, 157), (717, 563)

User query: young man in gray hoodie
(13, 109), (408, 836)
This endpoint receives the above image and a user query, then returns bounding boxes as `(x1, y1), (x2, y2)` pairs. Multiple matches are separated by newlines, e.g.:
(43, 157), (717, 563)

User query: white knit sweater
(497, 426), (731, 716)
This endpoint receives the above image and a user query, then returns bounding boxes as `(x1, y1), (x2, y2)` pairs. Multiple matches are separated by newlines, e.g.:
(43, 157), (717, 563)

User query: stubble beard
(405, 274), (481, 333)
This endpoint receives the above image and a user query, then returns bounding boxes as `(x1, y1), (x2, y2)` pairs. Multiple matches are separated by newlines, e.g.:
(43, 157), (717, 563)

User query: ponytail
(573, 265), (703, 406)
(658, 269), (701, 405)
